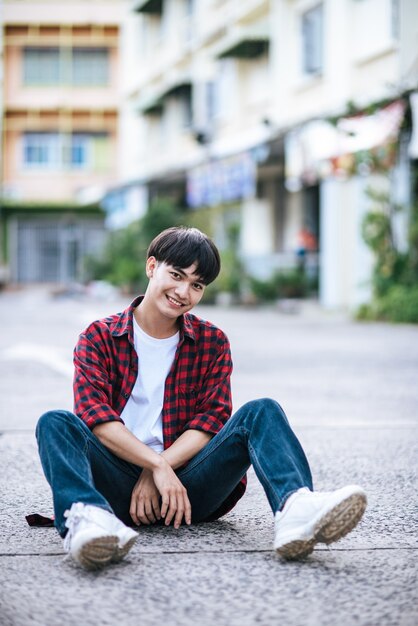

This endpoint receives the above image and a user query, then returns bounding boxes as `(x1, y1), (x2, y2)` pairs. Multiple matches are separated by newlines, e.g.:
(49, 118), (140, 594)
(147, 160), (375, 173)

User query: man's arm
(93, 421), (192, 529)
(129, 429), (212, 527)
(74, 324), (231, 528)
(73, 329), (125, 428)
(183, 329), (233, 436)
(161, 429), (213, 469)
(73, 329), (192, 528)
(132, 333), (232, 527)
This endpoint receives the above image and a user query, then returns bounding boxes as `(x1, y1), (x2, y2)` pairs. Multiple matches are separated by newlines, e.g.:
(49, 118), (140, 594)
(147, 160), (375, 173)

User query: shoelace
(63, 503), (89, 551)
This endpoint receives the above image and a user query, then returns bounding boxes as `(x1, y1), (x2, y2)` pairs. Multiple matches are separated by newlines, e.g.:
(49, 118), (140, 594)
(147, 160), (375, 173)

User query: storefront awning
(285, 100), (406, 191)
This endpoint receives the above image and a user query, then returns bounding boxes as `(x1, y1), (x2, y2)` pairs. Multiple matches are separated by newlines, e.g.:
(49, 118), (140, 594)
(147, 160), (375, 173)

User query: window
(23, 132), (110, 170)
(72, 48), (109, 86)
(23, 47), (109, 86)
(23, 133), (61, 167)
(24, 48), (60, 85)
(184, 0), (195, 16)
(391, 0), (400, 39)
(301, 4), (323, 76)
(71, 133), (111, 170)
(215, 59), (236, 119)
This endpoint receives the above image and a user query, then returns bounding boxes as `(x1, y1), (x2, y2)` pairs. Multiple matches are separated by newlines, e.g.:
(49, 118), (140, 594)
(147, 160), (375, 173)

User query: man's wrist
(148, 454), (168, 471)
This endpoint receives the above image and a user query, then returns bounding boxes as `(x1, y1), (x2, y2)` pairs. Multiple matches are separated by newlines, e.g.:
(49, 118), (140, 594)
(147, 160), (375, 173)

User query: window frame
(22, 46), (110, 87)
(22, 131), (110, 171)
(301, 3), (324, 77)
(23, 47), (61, 86)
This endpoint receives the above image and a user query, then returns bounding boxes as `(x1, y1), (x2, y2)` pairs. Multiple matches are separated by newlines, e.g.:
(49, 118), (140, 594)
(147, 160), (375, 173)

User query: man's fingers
(130, 504), (139, 526)
(137, 500), (151, 525)
(173, 491), (191, 529)
(145, 500), (156, 524)
(160, 495), (169, 520)
(184, 493), (192, 526)
(152, 496), (161, 520)
(173, 503), (185, 530)
(163, 488), (191, 529)
(164, 494), (177, 527)
(152, 464), (191, 528)
(130, 494), (140, 526)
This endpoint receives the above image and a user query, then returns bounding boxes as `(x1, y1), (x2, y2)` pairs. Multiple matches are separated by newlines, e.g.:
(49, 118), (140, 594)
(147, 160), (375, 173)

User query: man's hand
(130, 469), (161, 526)
(130, 458), (191, 529)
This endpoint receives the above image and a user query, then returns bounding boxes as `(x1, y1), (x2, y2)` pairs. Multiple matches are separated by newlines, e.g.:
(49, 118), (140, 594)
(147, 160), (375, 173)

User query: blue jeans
(36, 398), (313, 537)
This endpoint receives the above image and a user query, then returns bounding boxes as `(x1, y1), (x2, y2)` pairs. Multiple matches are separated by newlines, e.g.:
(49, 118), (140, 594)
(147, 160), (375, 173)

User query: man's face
(146, 258), (206, 318)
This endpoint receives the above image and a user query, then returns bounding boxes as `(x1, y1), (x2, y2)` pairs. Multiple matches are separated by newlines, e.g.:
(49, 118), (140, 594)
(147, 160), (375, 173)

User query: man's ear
(146, 256), (157, 278)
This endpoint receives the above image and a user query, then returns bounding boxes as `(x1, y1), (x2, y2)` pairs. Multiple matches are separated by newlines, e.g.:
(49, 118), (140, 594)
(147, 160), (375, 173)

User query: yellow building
(0, 0), (125, 284)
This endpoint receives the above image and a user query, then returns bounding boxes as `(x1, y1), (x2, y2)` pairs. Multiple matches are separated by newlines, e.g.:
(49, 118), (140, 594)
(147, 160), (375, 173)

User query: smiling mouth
(166, 295), (187, 307)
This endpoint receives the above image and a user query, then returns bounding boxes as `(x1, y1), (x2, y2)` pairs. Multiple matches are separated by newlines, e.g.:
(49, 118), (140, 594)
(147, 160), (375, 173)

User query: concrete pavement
(0, 287), (417, 626)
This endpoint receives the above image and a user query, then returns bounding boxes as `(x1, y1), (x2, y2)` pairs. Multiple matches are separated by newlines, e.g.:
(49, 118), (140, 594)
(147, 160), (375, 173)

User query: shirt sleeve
(73, 329), (125, 430)
(184, 330), (233, 435)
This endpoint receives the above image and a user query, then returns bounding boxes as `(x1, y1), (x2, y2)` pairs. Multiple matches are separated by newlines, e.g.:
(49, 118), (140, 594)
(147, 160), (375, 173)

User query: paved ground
(0, 287), (417, 626)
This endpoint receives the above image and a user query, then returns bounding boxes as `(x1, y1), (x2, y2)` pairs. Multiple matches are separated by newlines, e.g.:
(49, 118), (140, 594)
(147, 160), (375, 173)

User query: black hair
(147, 226), (221, 285)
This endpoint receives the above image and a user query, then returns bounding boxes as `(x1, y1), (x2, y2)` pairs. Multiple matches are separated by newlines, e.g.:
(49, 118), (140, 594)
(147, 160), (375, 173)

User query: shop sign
(187, 152), (256, 208)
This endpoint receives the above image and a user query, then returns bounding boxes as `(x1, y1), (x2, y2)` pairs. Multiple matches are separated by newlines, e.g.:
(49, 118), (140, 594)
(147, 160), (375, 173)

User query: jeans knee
(36, 409), (76, 441)
(240, 398), (288, 425)
(242, 397), (278, 413)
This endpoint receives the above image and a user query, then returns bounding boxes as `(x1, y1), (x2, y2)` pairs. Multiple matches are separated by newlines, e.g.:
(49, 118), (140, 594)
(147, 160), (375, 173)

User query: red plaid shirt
(73, 296), (246, 518)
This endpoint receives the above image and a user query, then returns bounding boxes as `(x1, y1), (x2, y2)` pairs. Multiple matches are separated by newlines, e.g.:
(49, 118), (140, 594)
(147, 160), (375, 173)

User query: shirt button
(124, 392), (129, 399)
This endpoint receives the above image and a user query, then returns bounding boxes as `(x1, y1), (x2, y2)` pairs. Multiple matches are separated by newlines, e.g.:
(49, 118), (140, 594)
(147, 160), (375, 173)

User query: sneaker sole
(276, 538), (317, 560)
(112, 534), (138, 564)
(316, 492), (367, 544)
(276, 491), (367, 561)
(77, 535), (119, 571)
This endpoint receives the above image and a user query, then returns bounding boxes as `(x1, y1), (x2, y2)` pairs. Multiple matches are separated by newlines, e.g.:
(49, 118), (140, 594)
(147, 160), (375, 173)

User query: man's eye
(194, 283), (203, 290)
(171, 272), (181, 279)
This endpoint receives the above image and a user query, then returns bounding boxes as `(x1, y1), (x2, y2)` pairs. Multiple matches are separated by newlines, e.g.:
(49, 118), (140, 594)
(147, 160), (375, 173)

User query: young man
(36, 226), (367, 570)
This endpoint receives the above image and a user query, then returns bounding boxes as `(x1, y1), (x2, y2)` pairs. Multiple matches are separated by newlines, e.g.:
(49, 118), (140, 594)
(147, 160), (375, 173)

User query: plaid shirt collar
(108, 295), (197, 345)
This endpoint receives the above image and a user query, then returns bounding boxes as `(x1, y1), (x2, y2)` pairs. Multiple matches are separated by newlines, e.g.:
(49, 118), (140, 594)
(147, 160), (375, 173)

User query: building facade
(117, 0), (418, 309)
(0, 0), (125, 284)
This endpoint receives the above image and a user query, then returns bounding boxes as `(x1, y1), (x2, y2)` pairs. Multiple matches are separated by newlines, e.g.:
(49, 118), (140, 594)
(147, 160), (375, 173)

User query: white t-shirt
(120, 317), (179, 453)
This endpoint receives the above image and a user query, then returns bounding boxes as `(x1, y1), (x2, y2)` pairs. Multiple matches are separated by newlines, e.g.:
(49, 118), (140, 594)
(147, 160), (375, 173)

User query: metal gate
(11, 217), (105, 283)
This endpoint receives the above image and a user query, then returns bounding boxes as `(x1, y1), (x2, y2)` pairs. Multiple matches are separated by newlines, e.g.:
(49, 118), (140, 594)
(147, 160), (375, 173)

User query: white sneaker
(63, 503), (138, 570)
(274, 485), (367, 560)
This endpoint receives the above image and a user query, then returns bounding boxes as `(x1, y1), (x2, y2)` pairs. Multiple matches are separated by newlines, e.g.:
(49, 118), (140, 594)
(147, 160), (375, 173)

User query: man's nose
(175, 282), (190, 300)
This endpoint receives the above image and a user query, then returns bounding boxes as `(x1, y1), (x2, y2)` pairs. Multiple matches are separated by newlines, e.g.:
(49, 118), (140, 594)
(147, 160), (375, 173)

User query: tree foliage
(359, 183), (418, 323)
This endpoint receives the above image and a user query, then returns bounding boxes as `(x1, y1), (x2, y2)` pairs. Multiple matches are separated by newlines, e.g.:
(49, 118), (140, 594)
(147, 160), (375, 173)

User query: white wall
(320, 177), (374, 310)
(241, 197), (274, 256)
(118, 0), (415, 309)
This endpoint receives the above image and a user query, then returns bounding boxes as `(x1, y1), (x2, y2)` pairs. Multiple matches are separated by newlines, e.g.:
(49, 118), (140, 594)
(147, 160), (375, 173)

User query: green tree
(361, 188), (407, 298)
(216, 222), (245, 296)
(358, 183), (418, 323)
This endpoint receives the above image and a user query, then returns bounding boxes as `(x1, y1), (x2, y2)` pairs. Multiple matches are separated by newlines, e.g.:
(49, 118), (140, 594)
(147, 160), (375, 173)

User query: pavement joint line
(1, 547), (417, 557)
